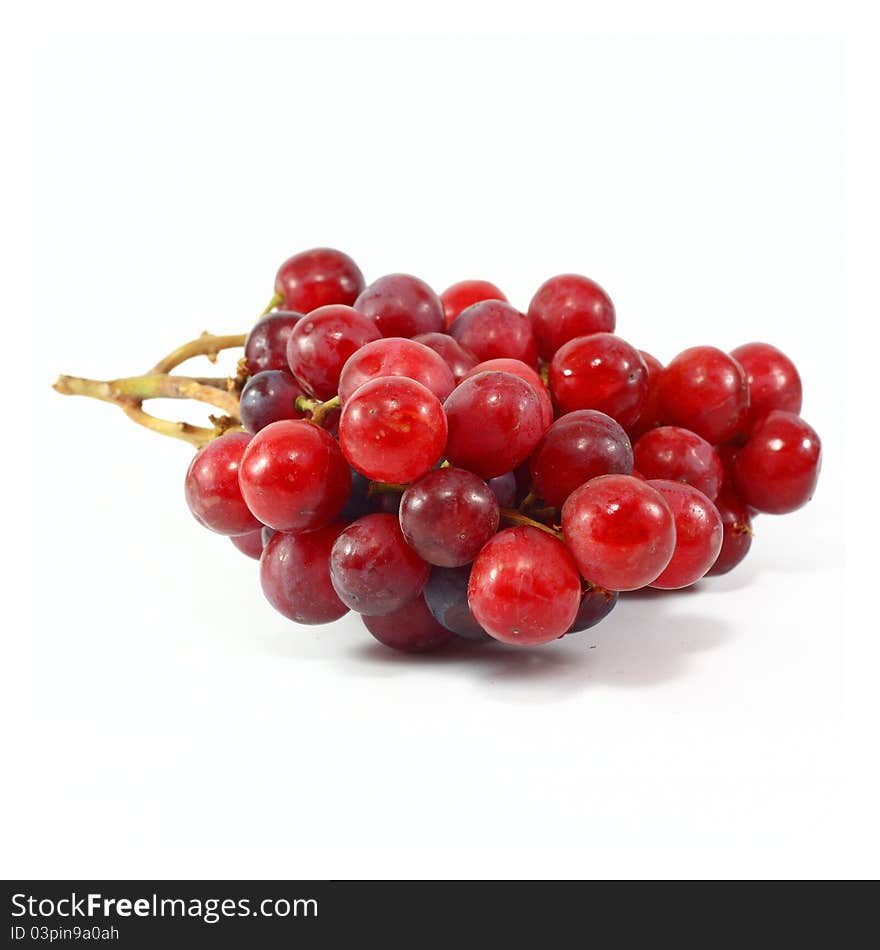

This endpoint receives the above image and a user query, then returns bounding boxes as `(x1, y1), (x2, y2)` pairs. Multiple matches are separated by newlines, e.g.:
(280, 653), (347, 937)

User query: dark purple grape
(399, 467), (499, 567)
(239, 370), (306, 434)
(487, 472), (517, 508)
(423, 566), (490, 641)
(341, 469), (375, 521)
(340, 469), (403, 518)
(244, 311), (303, 374)
(566, 585), (618, 634)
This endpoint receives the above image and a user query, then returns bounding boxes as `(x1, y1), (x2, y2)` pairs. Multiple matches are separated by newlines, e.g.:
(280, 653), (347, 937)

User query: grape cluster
(185, 247), (822, 653)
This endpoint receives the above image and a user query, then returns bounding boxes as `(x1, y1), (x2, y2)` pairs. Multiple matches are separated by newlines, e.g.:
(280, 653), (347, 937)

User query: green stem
(261, 291), (284, 316)
(499, 508), (564, 540)
(369, 480), (409, 495)
(296, 394), (341, 427)
(149, 332), (247, 375)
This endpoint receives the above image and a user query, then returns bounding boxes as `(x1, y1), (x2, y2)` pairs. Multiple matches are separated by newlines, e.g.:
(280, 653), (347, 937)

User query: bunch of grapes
(58, 247), (822, 654)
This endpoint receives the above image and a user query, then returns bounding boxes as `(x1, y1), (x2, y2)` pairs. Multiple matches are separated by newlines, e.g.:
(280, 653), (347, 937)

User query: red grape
(468, 527), (581, 645)
(244, 311), (303, 374)
(239, 370), (307, 434)
(658, 346), (749, 444)
(337, 337), (455, 405)
(561, 474), (676, 591)
(185, 432), (262, 536)
(549, 332), (649, 428)
(260, 522), (350, 624)
(730, 341), (803, 435)
(285, 304), (381, 399)
(338, 376), (448, 483)
(646, 480), (723, 589)
(274, 247), (365, 312)
(238, 420), (350, 531)
(411, 332), (479, 383)
(462, 358), (554, 429)
(527, 274), (616, 361)
(229, 527), (265, 560)
(440, 279), (507, 328)
(444, 371), (546, 478)
(632, 426), (723, 501)
(530, 410), (634, 509)
(706, 486), (753, 576)
(362, 595), (453, 653)
(732, 411), (821, 514)
(627, 350), (665, 439)
(354, 273), (444, 338)
(400, 467), (500, 567)
(330, 513), (430, 615)
(449, 300), (538, 367)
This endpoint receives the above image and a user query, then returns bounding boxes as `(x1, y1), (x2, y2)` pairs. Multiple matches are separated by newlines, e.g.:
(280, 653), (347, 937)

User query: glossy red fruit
(632, 426), (724, 501)
(185, 432), (262, 536)
(658, 346), (749, 444)
(338, 376), (447, 483)
(561, 474), (676, 591)
(530, 410), (634, 509)
(362, 595), (453, 653)
(330, 513), (430, 615)
(412, 332), (479, 383)
(449, 300), (538, 367)
(260, 523), (350, 624)
(647, 480), (723, 589)
(527, 274), (616, 361)
(549, 333), (648, 428)
(274, 247), (365, 312)
(285, 305), (381, 399)
(440, 280), (507, 328)
(238, 420), (350, 531)
(245, 312), (303, 374)
(627, 350), (665, 439)
(732, 411), (821, 514)
(337, 337), (455, 405)
(706, 487), (754, 576)
(354, 273), (444, 338)
(400, 467), (500, 567)
(229, 528), (265, 560)
(444, 371), (545, 479)
(468, 526), (582, 645)
(730, 342), (803, 435)
(462, 358), (554, 429)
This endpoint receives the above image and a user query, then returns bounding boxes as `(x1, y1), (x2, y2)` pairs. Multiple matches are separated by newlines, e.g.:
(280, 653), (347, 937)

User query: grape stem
(53, 372), (244, 448)
(518, 490), (538, 512)
(261, 291), (284, 317)
(500, 509), (564, 540)
(369, 480), (409, 495)
(295, 394), (341, 427)
(149, 332), (247, 375)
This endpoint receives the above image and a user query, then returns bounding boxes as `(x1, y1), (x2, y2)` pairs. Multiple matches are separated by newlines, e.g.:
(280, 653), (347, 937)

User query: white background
(2, 2), (878, 879)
